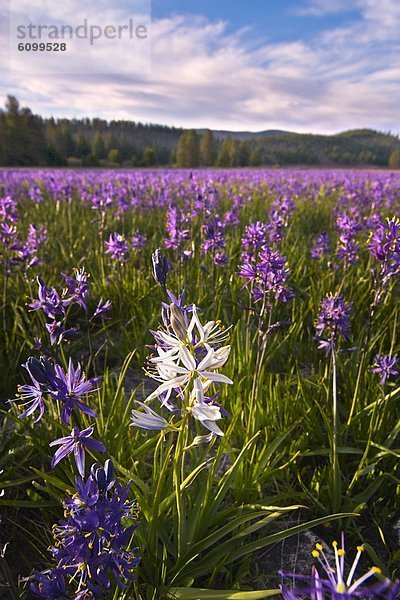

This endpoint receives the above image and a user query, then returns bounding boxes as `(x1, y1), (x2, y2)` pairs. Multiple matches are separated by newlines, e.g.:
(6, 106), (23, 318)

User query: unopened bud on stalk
(152, 249), (171, 288)
(170, 303), (187, 341)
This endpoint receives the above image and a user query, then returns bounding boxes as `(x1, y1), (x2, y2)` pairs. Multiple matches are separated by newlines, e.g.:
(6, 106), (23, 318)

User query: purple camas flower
(242, 221), (268, 252)
(315, 293), (352, 354)
(311, 231), (331, 260)
(91, 298), (112, 321)
(0, 195), (18, 223)
(164, 205), (190, 250)
(335, 213), (362, 267)
(61, 267), (89, 311)
(50, 425), (106, 477)
(31, 460), (140, 598)
(105, 232), (130, 263)
(11, 357), (99, 425)
(371, 354), (399, 384)
(131, 230), (147, 249)
(368, 216), (400, 285)
(280, 535), (398, 599)
(11, 377), (45, 423)
(0, 222), (18, 248)
(335, 237), (359, 266)
(30, 568), (67, 599)
(238, 245), (293, 307)
(201, 215), (226, 260)
(90, 195), (113, 212)
(45, 320), (79, 346)
(51, 359), (99, 425)
(29, 276), (65, 320)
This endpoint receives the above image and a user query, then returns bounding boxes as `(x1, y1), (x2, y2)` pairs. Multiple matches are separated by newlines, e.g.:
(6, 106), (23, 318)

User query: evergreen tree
(389, 148), (400, 168)
(249, 148), (261, 167)
(238, 141), (250, 166)
(216, 139), (230, 167)
(200, 129), (217, 166)
(143, 146), (157, 166)
(176, 129), (200, 167)
(74, 130), (91, 157)
(107, 148), (121, 164)
(92, 132), (106, 159)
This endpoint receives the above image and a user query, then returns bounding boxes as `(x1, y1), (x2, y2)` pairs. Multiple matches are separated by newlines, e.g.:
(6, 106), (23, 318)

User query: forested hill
(1, 95), (399, 168)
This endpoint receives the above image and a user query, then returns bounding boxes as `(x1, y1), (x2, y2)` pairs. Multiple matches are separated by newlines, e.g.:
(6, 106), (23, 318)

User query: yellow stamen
(357, 545), (364, 552)
(316, 543), (323, 551)
(312, 550), (320, 558)
(372, 567), (381, 574)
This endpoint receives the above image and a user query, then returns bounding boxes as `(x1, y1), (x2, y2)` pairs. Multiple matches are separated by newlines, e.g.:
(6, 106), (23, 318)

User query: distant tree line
(1, 96), (399, 168)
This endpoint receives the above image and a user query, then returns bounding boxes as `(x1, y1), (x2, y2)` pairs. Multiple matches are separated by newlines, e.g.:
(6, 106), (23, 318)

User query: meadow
(0, 168), (399, 599)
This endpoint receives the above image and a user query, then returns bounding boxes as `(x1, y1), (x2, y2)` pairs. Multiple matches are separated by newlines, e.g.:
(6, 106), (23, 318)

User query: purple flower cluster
(266, 195), (295, 245)
(238, 245), (293, 308)
(29, 271), (111, 345)
(50, 425), (105, 477)
(0, 195), (46, 269)
(335, 212), (362, 267)
(131, 230), (147, 249)
(11, 356), (99, 425)
(105, 232), (130, 263)
(370, 353), (399, 384)
(315, 293), (352, 354)
(164, 205), (191, 252)
(311, 231), (331, 260)
(201, 215), (228, 266)
(368, 216), (400, 285)
(31, 461), (140, 598)
(241, 221), (268, 258)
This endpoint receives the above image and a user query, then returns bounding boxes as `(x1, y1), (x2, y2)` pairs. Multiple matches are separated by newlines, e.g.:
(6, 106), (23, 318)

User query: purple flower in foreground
(45, 320), (79, 346)
(371, 353), (399, 384)
(105, 232), (130, 263)
(242, 221), (267, 253)
(29, 276), (65, 319)
(311, 231), (331, 260)
(91, 298), (112, 321)
(280, 535), (398, 599)
(61, 267), (89, 311)
(131, 230), (147, 249)
(315, 293), (352, 354)
(11, 378), (45, 423)
(32, 460), (139, 597)
(50, 426), (106, 477)
(51, 359), (99, 426)
(30, 568), (67, 599)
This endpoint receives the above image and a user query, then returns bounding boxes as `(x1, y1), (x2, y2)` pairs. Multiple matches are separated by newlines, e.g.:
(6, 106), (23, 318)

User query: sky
(1, 0), (399, 134)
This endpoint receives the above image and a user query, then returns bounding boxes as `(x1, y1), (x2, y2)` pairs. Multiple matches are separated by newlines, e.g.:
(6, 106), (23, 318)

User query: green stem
(331, 348), (341, 513)
(174, 412), (188, 560)
(2, 253), (8, 340)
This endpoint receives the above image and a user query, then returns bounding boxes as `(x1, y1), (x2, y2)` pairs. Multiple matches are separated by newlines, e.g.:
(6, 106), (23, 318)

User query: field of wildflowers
(0, 168), (399, 599)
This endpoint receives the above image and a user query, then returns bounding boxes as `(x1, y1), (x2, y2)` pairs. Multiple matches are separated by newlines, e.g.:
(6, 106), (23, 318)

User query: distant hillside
(0, 95), (399, 168)
(245, 129), (399, 167)
(198, 129), (295, 140)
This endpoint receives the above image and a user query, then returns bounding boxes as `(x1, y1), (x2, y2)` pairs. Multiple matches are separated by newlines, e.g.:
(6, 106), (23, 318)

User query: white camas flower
(130, 401), (169, 431)
(131, 299), (232, 440)
(190, 378), (224, 436)
(151, 304), (231, 355)
(146, 342), (232, 401)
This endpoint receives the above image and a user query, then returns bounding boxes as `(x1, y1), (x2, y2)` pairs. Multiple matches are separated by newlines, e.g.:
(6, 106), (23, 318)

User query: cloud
(0, 1), (399, 133)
